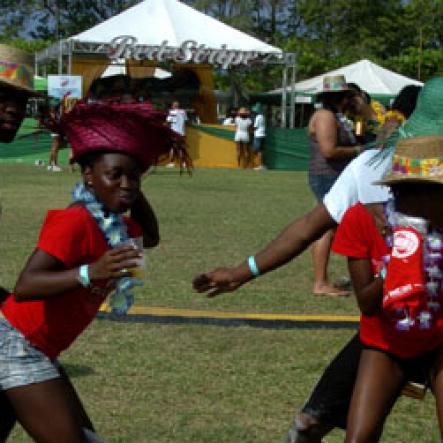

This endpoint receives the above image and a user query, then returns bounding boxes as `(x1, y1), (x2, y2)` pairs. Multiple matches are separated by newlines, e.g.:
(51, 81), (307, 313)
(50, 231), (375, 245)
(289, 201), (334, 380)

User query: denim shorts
(0, 316), (60, 391)
(308, 173), (339, 201)
(252, 136), (264, 152)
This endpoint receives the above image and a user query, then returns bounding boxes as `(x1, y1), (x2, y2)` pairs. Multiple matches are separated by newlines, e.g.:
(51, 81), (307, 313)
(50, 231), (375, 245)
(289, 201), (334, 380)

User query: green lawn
(0, 164), (438, 442)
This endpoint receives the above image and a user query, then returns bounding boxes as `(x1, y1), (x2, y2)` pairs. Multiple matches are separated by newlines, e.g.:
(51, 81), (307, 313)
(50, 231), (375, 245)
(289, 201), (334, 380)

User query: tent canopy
(269, 59), (423, 97)
(71, 0), (281, 54)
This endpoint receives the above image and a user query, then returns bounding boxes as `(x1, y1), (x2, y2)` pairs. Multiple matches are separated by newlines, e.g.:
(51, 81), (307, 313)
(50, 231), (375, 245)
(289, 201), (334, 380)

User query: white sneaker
(47, 165), (53, 171)
(254, 165), (266, 171)
(50, 165), (62, 172)
(166, 162), (175, 168)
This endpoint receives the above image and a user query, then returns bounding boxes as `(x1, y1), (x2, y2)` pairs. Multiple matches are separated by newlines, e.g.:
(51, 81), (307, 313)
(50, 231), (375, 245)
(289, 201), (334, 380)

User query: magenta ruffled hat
(59, 100), (181, 172)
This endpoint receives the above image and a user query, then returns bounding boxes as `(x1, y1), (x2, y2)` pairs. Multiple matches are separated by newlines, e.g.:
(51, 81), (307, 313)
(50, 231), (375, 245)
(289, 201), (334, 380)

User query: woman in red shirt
(0, 100), (178, 442)
(332, 135), (443, 442)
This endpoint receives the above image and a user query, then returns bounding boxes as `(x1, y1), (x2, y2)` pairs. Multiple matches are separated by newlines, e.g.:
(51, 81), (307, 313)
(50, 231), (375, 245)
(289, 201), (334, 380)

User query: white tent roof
(72, 0), (281, 54)
(270, 59), (422, 96)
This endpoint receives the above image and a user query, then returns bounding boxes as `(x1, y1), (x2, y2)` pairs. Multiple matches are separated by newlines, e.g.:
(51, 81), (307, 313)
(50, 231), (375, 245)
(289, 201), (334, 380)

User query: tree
(0, 1), (139, 40)
(2, 0), (442, 91)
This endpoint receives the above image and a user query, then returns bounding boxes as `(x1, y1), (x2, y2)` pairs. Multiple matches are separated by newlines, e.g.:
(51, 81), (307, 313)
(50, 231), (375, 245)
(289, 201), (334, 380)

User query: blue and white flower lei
(72, 182), (143, 315)
(336, 112), (357, 145)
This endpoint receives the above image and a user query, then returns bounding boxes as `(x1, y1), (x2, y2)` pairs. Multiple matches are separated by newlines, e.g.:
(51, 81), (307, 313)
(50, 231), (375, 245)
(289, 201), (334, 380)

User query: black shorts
(301, 334), (431, 429)
(362, 344), (439, 388)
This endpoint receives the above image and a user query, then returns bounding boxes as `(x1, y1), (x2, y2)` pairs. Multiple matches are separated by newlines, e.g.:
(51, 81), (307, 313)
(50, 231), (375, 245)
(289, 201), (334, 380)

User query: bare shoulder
(314, 108), (335, 121)
(310, 109), (336, 133)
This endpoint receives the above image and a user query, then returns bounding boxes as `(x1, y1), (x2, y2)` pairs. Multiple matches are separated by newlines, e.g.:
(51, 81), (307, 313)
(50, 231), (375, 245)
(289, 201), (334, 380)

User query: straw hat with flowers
(319, 75), (350, 93)
(375, 135), (443, 186)
(0, 44), (38, 95)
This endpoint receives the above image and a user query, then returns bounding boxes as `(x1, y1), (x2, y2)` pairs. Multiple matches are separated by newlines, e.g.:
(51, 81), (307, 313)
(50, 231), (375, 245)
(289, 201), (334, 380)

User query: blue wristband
(376, 266), (387, 280)
(247, 256), (260, 277)
(78, 264), (90, 287)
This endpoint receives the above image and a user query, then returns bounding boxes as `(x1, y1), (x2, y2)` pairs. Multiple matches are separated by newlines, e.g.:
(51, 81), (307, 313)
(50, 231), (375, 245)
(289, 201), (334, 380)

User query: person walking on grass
(333, 135), (443, 442)
(0, 99), (177, 442)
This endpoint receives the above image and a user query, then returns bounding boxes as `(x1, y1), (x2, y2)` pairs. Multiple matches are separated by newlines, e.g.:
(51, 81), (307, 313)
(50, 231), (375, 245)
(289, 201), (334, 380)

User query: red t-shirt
(333, 203), (443, 358)
(1, 206), (142, 360)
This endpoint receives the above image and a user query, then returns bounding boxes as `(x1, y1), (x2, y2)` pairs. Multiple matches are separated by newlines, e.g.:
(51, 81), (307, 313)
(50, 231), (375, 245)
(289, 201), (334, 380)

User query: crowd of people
(194, 75), (443, 443)
(3, 39), (443, 443)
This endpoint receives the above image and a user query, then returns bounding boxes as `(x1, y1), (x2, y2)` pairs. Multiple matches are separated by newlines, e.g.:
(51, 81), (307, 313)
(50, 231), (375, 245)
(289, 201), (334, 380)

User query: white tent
(72, 0), (281, 54)
(270, 59), (423, 97)
(35, 0), (283, 72)
(35, 0), (286, 123)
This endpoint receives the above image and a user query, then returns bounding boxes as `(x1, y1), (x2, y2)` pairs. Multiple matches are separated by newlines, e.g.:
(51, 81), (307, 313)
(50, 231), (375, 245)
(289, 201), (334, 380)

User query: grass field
(0, 164), (439, 442)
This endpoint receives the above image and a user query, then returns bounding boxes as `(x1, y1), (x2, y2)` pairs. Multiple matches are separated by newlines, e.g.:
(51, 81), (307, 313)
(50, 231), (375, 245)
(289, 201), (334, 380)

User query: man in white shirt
(324, 148), (391, 222)
(166, 101), (188, 167)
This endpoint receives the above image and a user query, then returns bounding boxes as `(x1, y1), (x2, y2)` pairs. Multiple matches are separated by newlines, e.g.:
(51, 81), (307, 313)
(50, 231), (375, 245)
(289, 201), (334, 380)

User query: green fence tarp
(1, 121), (309, 170)
(264, 128), (309, 171)
(191, 124), (309, 171)
(16, 118), (42, 137)
(190, 124), (235, 141)
(0, 132), (69, 165)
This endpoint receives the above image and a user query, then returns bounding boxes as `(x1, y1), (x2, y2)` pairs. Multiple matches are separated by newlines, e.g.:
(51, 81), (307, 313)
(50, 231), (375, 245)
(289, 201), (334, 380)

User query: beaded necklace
(383, 200), (443, 330)
(336, 112), (357, 145)
(72, 182), (143, 315)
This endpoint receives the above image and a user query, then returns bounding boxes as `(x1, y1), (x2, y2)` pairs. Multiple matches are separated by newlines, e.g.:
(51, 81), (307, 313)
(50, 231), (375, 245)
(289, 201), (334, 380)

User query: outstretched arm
(193, 202), (336, 297)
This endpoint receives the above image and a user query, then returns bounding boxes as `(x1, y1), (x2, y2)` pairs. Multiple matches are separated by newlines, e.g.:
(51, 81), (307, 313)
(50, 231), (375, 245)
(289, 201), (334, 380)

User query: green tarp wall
(0, 119), (70, 165)
(264, 127), (309, 171)
(1, 120), (309, 171)
(192, 124), (309, 171)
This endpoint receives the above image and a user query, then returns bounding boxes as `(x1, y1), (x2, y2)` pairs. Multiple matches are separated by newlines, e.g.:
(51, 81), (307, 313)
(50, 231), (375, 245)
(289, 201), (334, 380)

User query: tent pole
(281, 66), (287, 128)
(58, 40), (63, 74)
(289, 62), (296, 129)
(67, 40), (72, 75)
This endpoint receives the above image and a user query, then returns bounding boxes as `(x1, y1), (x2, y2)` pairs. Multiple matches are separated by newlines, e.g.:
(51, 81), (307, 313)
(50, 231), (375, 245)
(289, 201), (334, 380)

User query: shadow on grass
(62, 363), (95, 378)
(97, 312), (359, 330)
